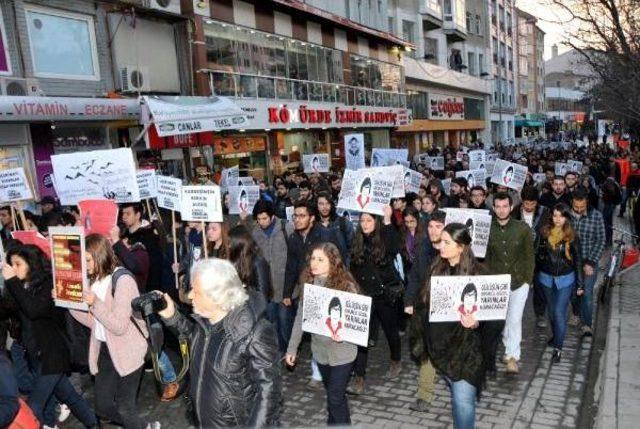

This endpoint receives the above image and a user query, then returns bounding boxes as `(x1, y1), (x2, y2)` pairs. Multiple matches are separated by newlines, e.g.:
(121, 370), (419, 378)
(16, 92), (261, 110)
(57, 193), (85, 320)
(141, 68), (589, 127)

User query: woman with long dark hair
(228, 225), (272, 302)
(401, 207), (428, 280)
(349, 206), (402, 394)
(285, 242), (360, 425)
(535, 203), (583, 362)
(2, 244), (97, 428)
(68, 234), (155, 429)
(421, 223), (485, 429)
(205, 221), (230, 259)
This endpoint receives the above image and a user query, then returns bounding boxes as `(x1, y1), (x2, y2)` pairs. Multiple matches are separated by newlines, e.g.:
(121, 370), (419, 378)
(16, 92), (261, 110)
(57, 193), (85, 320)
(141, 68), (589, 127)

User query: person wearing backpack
(68, 234), (159, 429)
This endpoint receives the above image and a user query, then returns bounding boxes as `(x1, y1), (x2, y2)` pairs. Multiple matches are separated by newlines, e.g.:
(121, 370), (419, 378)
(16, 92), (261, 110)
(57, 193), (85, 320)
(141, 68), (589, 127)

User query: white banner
(337, 168), (395, 216)
(136, 169), (157, 200)
(443, 208), (492, 258)
(228, 185), (260, 215)
(303, 154), (330, 173)
(156, 175), (182, 211)
(490, 159), (528, 191)
(0, 167), (33, 203)
(456, 169), (486, 189)
(371, 148), (408, 167)
(429, 275), (511, 322)
(302, 283), (372, 347)
(344, 133), (365, 171)
(51, 148), (139, 206)
(180, 185), (223, 222)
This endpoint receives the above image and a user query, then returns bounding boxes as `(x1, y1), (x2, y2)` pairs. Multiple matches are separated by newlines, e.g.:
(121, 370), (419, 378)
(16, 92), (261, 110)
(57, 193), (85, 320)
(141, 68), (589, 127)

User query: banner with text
(0, 167), (33, 203)
(136, 169), (157, 200)
(50, 226), (88, 311)
(337, 168), (396, 216)
(371, 148), (408, 167)
(180, 185), (223, 222)
(156, 175), (182, 211)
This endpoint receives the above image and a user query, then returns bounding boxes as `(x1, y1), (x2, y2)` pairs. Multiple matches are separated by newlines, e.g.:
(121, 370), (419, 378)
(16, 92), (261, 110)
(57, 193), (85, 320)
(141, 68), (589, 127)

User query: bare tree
(545, 0), (640, 133)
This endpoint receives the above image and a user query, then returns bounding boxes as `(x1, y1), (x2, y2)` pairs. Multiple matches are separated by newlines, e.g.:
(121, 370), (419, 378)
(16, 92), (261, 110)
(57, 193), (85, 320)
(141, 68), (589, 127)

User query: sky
(515, 0), (576, 60)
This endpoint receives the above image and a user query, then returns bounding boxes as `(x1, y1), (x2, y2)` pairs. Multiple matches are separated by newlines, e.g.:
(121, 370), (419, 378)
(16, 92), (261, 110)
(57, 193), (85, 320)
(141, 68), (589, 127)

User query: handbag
(373, 255), (405, 305)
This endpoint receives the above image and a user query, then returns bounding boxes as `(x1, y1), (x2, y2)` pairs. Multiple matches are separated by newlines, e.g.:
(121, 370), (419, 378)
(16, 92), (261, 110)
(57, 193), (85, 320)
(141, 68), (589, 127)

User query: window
(492, 37), (498, 63)
(464, 98), (484, 120)
(476, 15), (482, 35)
(407, 91), (429, 119)
(466, 12), (472, 31)
(424, 37), (438, 64)
(498, 6), (504, 30)
(506, 12), (512, 35)
(449, 48), (463, 71)
(467, 52), (476, 75)
(501, 78), (507, 104)
(388, 17), (394, 34)
(509, 80), (514, 106)
(491, 0), (497, 24)
(499, 42), (506, 67)
(402, 20), (415, 44)
(0, 8), (11, 75)
(25, 6), (99, 80)
(443, 0), (452, 21)
(493, 77), (498, 103)
(478, 53), (485, 75)
(508, 46), (513, 70)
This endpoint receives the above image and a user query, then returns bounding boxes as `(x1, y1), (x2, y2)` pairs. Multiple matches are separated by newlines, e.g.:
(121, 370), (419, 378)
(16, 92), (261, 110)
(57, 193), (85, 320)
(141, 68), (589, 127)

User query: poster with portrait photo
(344, 133), (366, 171)
(403, 168), (423, 194)
(302, 283), (372, 347)
(567, 159), (583, 173)
(303, 154), (330, 173)
(370, 148), (408, 167)
(468, 150), (485, 163)
(555, 162), (570, 177)
(429, 156), (445, 171)
(443, 207), (492, 258)
(441, 178), (451, 196)
(533, 173), (547, 184)
(228, 185), (260, 215)
(456, 169), (487, 189)
(486, 152), (498, 162)
(429, 274), (511, 322)
(220, 166), (239, 191)
(490, 159), (528, 191)
(236, 177), (256, 187)
(337, 168), (395, 216)
(456, 151), (465, 162)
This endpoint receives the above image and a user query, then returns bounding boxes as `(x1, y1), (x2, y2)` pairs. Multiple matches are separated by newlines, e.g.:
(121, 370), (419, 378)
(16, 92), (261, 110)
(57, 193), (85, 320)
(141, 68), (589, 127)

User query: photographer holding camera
(67, 234), (160, 429)
(157, 258), (282, 427)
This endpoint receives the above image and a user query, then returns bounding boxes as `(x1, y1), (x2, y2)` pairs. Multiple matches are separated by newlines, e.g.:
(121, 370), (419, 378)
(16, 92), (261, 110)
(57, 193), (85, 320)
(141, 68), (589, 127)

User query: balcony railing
(206, 70), (407, 109)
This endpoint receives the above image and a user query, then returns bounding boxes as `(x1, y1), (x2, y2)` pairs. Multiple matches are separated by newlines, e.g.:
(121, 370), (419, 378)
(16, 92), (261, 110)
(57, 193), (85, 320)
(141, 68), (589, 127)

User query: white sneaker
(43, 425), (60, 429)
(57, 404), (71, 423)
(146, 422), (161, 429)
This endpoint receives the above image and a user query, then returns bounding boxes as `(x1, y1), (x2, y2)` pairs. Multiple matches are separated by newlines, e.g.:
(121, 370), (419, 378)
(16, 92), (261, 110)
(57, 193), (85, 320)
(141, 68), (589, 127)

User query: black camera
(131, 292), (167, 318)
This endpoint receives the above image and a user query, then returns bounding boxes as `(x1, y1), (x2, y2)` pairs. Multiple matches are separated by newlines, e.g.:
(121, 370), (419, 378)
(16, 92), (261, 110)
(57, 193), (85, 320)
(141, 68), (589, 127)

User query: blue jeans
(11, 343), (57, 424)
(28, 363), (97, 428)
(579, 271), (597, 327)
(267, 300), (297, 353)
(543, 282), (573, 350)
(157, 350), (177, 383)
(317, 361), (354, 425)
(444, 376), (476, 429)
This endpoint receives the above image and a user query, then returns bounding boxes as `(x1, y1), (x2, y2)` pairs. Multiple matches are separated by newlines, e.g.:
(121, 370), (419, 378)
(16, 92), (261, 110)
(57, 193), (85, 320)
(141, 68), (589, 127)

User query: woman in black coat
(349, 206), (402, 394)
(2, 244), (97, 428)
(229, 225), (272, 302)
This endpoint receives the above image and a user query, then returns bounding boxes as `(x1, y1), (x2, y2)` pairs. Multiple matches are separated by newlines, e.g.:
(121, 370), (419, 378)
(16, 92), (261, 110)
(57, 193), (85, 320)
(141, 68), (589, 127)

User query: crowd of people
(0, 138), (638, 429)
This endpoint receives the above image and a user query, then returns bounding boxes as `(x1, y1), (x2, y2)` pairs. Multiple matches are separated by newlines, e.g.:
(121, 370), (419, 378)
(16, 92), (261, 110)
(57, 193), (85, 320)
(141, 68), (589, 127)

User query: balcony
(420, 2), (444, 31)
(443, 20), (467, 42)
(403, 57), (492, 95)
(206, 70), (407, 108)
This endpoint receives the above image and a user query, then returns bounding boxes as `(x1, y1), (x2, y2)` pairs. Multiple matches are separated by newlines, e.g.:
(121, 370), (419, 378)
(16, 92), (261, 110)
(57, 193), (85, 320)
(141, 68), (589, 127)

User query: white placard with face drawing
(227, 185), (260, 215)
(443, 207), (492, 258)
(337, 168), (396, 216)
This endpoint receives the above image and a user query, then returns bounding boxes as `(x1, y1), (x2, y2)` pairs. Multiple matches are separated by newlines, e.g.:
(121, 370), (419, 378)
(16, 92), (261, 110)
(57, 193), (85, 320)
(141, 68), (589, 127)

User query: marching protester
(421, 223), (487, 428)
(535, 204), (583, 362)
(539, 176), (571, 208)
(315, 192), (353, 266)
(349, 206), (402, 394)
(158, 259), (282, 427)
(3, 244), (97, 428)
(228, 225), (272, 302)
(285, 243), (360, 425)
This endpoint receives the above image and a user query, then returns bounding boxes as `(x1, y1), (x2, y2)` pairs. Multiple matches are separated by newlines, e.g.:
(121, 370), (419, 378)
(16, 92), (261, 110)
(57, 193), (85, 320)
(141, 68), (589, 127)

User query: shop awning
(142, 95), (248, 137)
(515, 119), (545, 128)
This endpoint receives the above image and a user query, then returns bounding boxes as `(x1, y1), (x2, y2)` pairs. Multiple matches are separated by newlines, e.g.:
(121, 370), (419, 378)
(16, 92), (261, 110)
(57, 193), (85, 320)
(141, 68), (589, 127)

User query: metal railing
(206, 70), (407, 108)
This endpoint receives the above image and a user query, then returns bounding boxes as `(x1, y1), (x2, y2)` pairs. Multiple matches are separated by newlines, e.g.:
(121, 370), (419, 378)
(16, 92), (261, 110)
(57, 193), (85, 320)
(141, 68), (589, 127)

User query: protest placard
(156, 175), (182, 211)
(220, 166), (239, 190)
(483, 161), (496, 178)
(50, 226), (88, 311)
(567, 159), (583, 173)
(136, 169), (157, 200)
(303, 154), (330, 173)
(429, 156), (445, 171)
(490, 159), (528, 191)
(51, 148), (139, 206)
(78, 200), (118, 238)
(533, 173), (547, 184)
(0, 167), (33, 203)
(337, 168), (395, 216)
(370, 148), (408, 167)
(555, 162), (569, 176)
(468, 150), (485, 163)
(228, 185), (260, 215)
(403, 168), (423, 194)
(441, 178), (451, 195)
(12, 230), (51, 259)
(344, 134), (365, 170)
(385, 164), (407, 198)
(443, 207), (492, 258)
(456, 151), (465, 162)
(302, 283), (372, 347)
(180, 186), (223, 222)
(486, 153), (498, 162)
(429, 274), (511, 322)
(236, 177), (256, 187)
(456, 169), (487, 189)
(285, 206), (294, 222)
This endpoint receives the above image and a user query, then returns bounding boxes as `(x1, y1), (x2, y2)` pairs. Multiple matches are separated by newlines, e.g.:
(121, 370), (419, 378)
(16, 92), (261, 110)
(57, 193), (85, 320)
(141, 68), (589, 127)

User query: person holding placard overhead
(420, 223), (485, 429)
(349, 205), (402, 394)
(285, 242), (360, 425)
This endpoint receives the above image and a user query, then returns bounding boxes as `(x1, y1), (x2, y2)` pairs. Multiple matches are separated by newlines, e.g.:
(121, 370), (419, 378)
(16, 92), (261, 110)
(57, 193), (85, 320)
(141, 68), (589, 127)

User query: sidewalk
(595, 242), (640, 428)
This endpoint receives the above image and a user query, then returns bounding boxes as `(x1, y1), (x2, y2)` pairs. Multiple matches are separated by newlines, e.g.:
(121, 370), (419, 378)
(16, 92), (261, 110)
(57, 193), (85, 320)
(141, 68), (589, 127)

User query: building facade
(514, 7), (545, 139)
(488, 0), (518, 144)
(388, 0), (492, 153)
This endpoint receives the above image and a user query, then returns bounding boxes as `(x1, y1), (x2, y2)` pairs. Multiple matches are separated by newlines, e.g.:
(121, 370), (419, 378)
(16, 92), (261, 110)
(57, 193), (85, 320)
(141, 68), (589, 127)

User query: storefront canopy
(142, 95), (248, 137)
(515, 119), (545, 128)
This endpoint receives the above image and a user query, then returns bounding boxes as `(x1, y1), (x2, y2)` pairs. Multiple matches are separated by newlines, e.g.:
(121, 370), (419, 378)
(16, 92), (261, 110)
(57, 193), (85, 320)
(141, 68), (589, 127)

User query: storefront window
(407, 91), (428, 119)
(464, 98), (485, 120)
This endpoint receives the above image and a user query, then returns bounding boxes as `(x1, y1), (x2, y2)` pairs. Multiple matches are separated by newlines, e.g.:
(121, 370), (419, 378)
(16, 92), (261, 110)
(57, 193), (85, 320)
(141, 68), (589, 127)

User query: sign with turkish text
(303, 153), (330, 173)
(156, 175), (182, 211)
(0, 96), (139, 122)
(429, 94), (465, 120)
(490, 159), (528, 191)
(403, 168), (423, 194)
(180, 185), (223, 222)
(228, 185), (260, 215)
(443, 207), (492, 258)
(50, 227), (88, 311)
(302, 283), (372, 347)
(456, 169), (487, 189)
(136, 169), (158, 199)
(0, 167), (33, 203)
(337, 168), (395, 216)
(468, 150), (485, 163)
(429, 275), (511, 322)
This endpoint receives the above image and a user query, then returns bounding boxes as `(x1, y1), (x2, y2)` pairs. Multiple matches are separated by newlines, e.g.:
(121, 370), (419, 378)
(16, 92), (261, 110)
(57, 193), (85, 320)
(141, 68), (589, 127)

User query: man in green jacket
(484, 192), (535, 374)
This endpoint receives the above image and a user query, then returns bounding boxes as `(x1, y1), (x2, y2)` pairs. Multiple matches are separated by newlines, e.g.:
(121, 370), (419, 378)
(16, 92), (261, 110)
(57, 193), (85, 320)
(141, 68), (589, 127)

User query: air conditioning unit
(119, 65), (151, 92)
(0, 77), (42, 96)
(143, 0), (181, 14)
